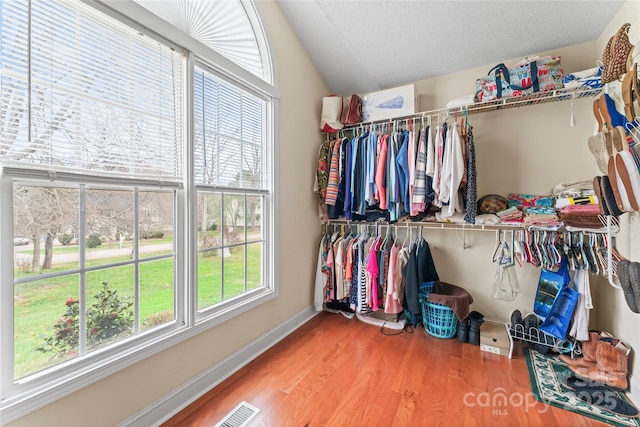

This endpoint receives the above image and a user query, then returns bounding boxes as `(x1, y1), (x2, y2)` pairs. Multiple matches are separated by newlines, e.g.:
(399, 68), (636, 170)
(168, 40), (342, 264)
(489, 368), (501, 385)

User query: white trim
(117, 307), (318, 427)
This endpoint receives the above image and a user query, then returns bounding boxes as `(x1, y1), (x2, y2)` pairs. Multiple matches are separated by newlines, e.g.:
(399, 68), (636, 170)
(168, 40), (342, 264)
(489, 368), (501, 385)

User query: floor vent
(214, 401), (260, 427)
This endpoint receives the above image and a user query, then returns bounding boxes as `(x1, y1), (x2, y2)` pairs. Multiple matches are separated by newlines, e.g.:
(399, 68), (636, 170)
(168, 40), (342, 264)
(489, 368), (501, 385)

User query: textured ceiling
(276, 0), (625, 94)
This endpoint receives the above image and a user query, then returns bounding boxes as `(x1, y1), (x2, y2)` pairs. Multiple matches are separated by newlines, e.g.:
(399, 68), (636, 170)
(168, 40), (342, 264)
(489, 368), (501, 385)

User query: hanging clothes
(464, 124), (478, 224)
(569, 268), (592, 341)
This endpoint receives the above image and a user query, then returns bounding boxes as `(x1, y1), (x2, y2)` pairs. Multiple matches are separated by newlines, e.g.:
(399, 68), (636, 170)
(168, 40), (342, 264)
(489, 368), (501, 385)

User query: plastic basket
(418, 282), (459, 339)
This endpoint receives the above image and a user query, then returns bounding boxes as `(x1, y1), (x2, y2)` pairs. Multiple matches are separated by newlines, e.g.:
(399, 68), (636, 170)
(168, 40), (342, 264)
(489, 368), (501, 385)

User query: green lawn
(17, 235), (175, 256)
(14, 243), (261, 379)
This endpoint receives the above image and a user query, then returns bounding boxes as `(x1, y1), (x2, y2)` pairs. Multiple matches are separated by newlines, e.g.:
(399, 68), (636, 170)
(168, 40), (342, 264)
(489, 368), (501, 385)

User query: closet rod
(324, 219), (521, 233)
(338, 87), (602, 131)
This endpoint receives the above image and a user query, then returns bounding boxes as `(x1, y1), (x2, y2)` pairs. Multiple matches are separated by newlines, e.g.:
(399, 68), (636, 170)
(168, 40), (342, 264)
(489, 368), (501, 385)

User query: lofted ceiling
(276, 0), (625, 95)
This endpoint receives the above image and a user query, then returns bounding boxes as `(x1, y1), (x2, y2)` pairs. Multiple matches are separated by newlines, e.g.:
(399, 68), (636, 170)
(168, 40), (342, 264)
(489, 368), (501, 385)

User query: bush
(143, 311), (174, 329)
(141, 230), (165, 239)
(36, 281), (133, 356)
(87, 234), (102, 248)
(59, 233), (73, 246)
(206, 223), (217, 231)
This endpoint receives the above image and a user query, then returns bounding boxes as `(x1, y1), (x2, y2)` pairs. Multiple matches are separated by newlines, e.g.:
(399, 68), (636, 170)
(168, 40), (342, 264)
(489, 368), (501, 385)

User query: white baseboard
(118, 307), (319, 427)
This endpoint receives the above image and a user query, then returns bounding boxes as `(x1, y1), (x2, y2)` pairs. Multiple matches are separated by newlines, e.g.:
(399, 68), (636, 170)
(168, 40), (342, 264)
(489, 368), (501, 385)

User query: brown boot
(560, 331), (599, 369)
(583, 340), (630, 390)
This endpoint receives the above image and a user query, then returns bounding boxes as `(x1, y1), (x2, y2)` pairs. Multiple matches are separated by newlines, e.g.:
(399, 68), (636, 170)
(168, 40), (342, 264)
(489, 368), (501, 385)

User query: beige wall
(6, 1), (329, 426)
(403, 38), (602, 322)
(592, 0), (640, 402)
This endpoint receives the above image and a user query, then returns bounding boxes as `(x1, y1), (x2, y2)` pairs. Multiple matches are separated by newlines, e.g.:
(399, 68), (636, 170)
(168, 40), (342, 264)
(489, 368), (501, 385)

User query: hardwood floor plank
(162, 312), (614, 427)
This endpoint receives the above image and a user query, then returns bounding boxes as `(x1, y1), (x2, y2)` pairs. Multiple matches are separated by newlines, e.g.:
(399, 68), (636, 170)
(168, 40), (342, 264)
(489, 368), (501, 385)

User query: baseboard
(118, 306), (318, 427)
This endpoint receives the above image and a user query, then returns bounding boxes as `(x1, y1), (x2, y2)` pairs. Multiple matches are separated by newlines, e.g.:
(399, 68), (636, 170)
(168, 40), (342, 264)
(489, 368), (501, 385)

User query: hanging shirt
(412, 127), (428, 211)
(439, 123), (465, 218)
(314, 236), (328, 311)
(343, 138), (353, 220)
(366, 130), (378, 205)
(385, 242), (404, 314)
(375, 134), (388, 210)
(325, 138), (342, 206)
(432, 125), (444, 206)
(396, 130), (410, 213)
(407, 129), (417, 215)
(387, 132), (399, 221)
(569, 268), (592, 341)
(464, 125), (478, 224)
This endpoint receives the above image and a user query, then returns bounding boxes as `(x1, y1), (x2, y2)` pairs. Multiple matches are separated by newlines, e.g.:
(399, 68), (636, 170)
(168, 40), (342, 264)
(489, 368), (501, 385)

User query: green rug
(525, 347), (640, 427)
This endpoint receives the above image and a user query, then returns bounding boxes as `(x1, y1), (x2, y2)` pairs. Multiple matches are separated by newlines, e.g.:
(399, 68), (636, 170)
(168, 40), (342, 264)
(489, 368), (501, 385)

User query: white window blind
(132, 0), (265, 80)
(0, 0), (184, 181)
(193, 65), (266, 190)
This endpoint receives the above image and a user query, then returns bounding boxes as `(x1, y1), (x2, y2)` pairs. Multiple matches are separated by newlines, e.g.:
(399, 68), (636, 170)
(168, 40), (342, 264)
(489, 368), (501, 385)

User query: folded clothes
(446, 94), (475, 109)
(558, 212), (603, 229)
(551, 180), (596, 198)
(562, 66), (603, 90)
(558, 204), (601, 214)
(474, 214), (501, 225)
(555, 195), (599, 209)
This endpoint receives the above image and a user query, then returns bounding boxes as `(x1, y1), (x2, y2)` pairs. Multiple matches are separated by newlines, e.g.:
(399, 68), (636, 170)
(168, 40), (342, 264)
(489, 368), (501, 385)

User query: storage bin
(418, 281), (459, 339)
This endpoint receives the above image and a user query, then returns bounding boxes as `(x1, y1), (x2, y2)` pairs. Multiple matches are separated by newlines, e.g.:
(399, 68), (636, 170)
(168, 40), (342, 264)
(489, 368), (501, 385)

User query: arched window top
(132, 0), (269, 82)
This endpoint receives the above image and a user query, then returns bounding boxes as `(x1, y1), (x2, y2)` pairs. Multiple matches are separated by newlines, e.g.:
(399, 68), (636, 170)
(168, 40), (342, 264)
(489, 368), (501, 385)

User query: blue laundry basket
(418, 281), (459, 339)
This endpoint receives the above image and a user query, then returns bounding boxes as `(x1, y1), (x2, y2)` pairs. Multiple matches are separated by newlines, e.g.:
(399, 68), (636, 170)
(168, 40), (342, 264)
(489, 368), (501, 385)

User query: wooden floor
(163, 311), (609, 427)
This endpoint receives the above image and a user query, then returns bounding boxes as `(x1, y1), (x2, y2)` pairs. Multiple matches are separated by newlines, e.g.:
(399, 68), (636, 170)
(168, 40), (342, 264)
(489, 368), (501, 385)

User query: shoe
(509, 309), (523, 340)
(468, 311), (484, 346)
(618, 260), (639, 313)
(560, 330), (600, 368)
(584, 340), (630, 390)
(523, 313), (539, 341)
(457, 318), (469, 343)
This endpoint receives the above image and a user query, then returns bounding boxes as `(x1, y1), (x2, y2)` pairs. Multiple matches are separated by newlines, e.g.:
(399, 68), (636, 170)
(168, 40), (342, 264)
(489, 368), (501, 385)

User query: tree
(13, 186), (78, 271)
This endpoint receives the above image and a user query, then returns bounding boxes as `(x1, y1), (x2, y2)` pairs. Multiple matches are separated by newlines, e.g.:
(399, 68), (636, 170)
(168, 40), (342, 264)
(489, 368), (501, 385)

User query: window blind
(0, 0), (184, 181)
(132, 0), (265, 80)
(193, 65), (266, 190)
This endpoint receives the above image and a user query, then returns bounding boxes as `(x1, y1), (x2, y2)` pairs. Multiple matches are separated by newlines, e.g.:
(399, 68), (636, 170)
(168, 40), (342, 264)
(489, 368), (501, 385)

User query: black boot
(457, 318), (469, 343)
(468, 311), (484, 346)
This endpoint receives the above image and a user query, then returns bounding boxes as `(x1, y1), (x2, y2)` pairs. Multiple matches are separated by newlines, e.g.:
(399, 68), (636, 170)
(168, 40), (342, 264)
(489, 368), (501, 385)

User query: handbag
(602, 23), (633, 84)
(320, 95), (344, 133)
(475, 56), (564, 103)
(539, 285), (579, 340)
(533, 257), (570, 321)
(341, 94), (362, 125)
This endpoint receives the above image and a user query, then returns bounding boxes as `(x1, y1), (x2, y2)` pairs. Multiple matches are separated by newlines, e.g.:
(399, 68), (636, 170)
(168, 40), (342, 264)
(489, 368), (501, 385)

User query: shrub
(206, 223), (217, 231)
(36, 281), (133, 356)
(143, 311), (174, 329)
(87, 234), (102, 248)
(141, 230), (165, 239)
(59, 233), (74, 246)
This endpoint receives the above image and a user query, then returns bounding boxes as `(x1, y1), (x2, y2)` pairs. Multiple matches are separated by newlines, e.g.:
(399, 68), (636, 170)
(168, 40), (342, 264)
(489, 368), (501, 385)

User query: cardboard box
(361, 84), (416, 122)
(480, 321), (511, 357)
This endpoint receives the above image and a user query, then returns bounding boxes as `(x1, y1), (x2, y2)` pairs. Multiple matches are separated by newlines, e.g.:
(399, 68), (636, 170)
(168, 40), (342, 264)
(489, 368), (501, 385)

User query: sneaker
(523, 313), (539, 340)
(509, 309), (523, 340)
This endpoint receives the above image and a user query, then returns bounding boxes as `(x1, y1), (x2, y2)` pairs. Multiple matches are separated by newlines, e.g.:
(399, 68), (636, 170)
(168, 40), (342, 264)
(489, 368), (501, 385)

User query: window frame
(0, 0), (278, 422)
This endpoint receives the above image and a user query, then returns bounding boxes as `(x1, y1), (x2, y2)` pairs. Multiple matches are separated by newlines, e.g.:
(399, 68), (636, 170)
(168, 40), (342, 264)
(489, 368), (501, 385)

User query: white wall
(5, 1), (329, 426)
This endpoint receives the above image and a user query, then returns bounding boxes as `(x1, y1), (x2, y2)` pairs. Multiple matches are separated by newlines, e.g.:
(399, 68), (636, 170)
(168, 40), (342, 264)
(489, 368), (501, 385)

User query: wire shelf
(337, 86), (603, 130)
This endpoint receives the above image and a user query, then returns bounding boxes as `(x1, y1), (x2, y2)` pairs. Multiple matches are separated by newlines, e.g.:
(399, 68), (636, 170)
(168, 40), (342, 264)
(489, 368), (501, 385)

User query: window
(193, 65), (268, 312)
(0, 0), (275, 421)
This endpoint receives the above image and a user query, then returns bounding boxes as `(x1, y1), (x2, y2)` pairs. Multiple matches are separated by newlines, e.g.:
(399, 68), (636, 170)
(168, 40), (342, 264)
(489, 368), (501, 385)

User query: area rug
(525, 347), (640, 427)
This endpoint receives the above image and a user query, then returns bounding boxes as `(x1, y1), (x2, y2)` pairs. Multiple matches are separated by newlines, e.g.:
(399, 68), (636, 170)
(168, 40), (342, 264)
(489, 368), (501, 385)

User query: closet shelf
(325, 217), (616, 235)
(342, 86), (603, 129)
